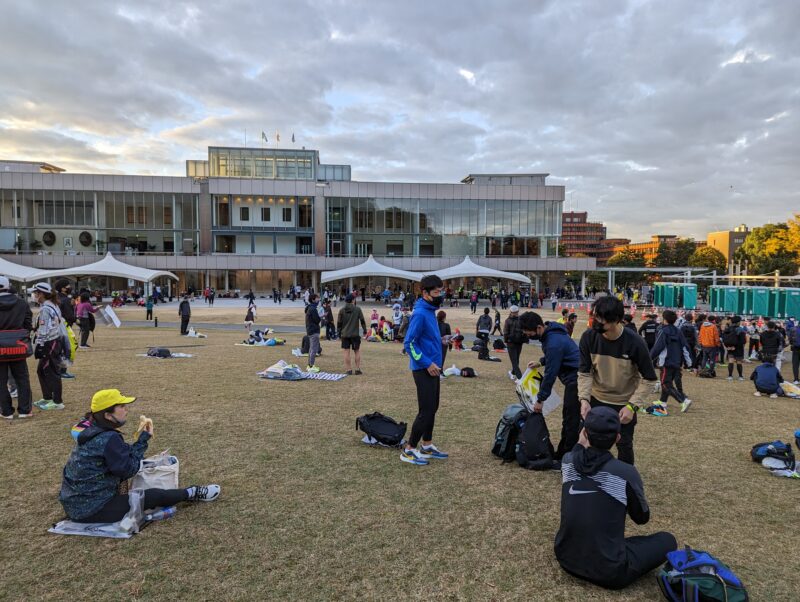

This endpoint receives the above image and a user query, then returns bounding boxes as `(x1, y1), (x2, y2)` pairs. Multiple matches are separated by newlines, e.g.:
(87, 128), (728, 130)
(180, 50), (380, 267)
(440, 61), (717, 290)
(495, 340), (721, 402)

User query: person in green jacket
(336, 294), (367, 375)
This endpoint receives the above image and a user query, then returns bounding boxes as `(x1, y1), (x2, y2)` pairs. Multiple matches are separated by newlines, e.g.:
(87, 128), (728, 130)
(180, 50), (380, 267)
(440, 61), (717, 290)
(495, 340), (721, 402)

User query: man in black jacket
(555, 407), (677, 589)
(637, 314), (659, 350)
(0, 277), (33, 419)
(760, 321), (785, 370)
(679, 313), (698, 370)
(305, 293), (322, 373)
(502, 305), (525, 379)
(178, 295), (191, 335)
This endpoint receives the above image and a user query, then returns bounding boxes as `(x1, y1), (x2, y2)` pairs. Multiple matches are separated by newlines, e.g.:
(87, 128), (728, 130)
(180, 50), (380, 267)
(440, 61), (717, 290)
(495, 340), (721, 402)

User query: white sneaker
(9, 388), (18, 398)
(794, 380), (800, 385)
(727, 376), (733, 381)
(188, 484), (221, 502)
(754, 392), (762, 397)
(2, 413), (13, 420)
(769, 393), (778, 399)
(507, 371), (516, 381)
(17, 413), (32, 419)
(738, 377), (745, 381)
(680, 399), (692, 413)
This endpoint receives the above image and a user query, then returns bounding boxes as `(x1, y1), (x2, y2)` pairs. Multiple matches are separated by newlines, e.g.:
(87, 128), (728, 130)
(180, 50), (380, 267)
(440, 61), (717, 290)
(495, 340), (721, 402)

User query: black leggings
(75, 488), (189, 523)
(409, 369), (441, 447)
(37, 340), (63, 404)
(793, 349), (800, 382)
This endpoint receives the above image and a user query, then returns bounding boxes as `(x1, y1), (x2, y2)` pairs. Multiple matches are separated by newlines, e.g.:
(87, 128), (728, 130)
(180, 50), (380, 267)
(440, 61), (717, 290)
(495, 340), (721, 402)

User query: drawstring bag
(130, 451), (179, 491)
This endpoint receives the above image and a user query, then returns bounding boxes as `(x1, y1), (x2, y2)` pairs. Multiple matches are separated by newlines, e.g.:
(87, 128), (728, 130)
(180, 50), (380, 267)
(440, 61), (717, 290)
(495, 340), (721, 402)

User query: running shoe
(680, 399), (693, 413)
(61, 372), (76, 379)
(727, 376), (733, 381)
(39, 401), (65, 411)
(9, 388), (18, 398)
(400, 448), (429, 465)
(419, 444), (449, 460)
(306, 365), (320, 374)
(17, 413), (33, 419)
(739, 377), (745, 381)
(33, 399), (52, 408)
(652, 409), (668, 417)
(2, 413), (13, 420)
(188, 484), (221, 502)
(354, 369), (363, 375)
(754, 391), (762, 397)
(508, 371), (516, 381)
(769, 393), (778, 399)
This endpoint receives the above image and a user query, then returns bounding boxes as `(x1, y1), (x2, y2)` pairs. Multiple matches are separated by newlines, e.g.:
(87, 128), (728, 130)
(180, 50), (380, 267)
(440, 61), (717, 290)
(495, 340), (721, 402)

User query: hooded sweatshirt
(59, 423), (151, 520)
(305, 301), (321, 335)
(404, 298), (443, 371)
(337, 302), (366, 338)
(698, 321), (720, 348)
(649, 324), (693, 369)
(0, 292), (32, 332)
(555, 444), (650, 586)
(538, 323), (579, 402)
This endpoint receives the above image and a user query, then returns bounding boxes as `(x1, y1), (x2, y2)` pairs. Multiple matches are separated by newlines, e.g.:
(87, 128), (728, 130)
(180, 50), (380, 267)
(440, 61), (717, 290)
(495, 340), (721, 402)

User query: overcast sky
(0, 0), (797, 240)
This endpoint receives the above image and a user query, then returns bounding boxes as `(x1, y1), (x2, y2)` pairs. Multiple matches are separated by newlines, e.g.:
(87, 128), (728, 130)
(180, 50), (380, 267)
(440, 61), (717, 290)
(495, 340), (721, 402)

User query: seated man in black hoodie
(555, 406), (677, 590)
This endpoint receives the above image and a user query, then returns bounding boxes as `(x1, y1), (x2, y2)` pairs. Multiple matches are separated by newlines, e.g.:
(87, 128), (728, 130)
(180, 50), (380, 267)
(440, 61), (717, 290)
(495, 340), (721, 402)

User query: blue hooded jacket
(404, 297), (443, 371)
(538, 323), (580, 402)
(751, 362), (783, 392)
(650, 324), (693, 368)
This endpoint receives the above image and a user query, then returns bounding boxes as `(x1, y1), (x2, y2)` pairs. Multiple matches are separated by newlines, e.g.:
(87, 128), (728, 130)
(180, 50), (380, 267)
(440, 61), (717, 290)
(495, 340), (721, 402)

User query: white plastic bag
(515, 367), (563, 416)
(130, 451), (179, 491)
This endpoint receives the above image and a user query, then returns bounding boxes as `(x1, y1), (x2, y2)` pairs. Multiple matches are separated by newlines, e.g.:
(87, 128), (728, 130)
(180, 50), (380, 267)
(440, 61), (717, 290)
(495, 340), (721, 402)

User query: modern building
(595, 238), (631, 266)
(560, 211), (607, 257)
(706, 224), (749, 264)
(610, 235), (704, 266)
(0, 147), (595, 293)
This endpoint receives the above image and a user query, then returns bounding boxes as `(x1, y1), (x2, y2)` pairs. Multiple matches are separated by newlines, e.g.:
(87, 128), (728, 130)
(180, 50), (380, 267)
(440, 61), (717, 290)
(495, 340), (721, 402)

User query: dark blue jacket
(59, 423), (150, 520)
(751, 363), (783, 393)
(538, 323), (580, 402)
(305, 302), (321, 336)
(650, 324), (693, 369)
(404, 298), (443, 371)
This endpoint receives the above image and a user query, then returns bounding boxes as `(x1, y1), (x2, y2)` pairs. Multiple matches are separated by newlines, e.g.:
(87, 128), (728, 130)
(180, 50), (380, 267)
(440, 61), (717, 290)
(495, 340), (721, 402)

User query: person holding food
(59, 389), (221, 523)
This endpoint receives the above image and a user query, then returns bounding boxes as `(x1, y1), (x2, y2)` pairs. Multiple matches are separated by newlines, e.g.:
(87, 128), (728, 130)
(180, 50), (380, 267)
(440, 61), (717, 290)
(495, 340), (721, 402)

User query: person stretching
(555, 406), (677, 589)
(401, 275), (448, 465)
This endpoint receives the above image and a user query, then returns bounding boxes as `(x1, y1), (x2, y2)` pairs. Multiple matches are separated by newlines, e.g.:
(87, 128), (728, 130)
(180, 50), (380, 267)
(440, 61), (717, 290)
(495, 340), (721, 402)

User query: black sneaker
(354, 370), (363, 375)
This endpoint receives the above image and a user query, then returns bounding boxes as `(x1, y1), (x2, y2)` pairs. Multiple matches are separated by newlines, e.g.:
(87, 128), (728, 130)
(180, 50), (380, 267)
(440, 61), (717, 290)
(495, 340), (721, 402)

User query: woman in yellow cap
(59, 389), (220, 523)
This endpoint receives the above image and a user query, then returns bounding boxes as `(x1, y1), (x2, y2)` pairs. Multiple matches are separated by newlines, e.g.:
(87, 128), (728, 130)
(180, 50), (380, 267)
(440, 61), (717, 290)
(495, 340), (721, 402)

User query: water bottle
(144, 506), (177, 522)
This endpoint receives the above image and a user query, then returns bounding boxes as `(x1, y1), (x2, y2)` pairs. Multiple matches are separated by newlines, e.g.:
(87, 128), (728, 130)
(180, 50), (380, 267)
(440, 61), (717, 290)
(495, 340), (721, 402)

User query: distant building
(706, 224), (749, 264)
(561, 211), (606, 257)
(610, 235), (704, 266)
(596, 238), (631, 266)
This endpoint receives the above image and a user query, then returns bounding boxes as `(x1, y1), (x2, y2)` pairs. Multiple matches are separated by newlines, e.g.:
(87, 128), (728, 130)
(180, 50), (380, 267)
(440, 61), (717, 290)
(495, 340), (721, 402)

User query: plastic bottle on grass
(145, 506), (177, 522)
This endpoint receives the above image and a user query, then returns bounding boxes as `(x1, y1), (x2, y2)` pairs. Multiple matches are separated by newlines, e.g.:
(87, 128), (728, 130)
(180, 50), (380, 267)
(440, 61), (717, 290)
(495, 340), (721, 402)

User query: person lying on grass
(59, 389), (220, 523)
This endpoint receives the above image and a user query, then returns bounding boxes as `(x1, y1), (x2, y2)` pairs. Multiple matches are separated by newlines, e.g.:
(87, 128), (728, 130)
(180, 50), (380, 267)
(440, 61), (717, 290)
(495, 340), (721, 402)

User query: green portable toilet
(663, 283), (676, 308)
(709, 286), (720, 311)
(654, 283), (664, 307)
(784, 288), (800, 319)
(682, 284), (698, 310)
(769, 289), (784, 318)
(723, 286), (741, 313)
(746, 287), (770, 317)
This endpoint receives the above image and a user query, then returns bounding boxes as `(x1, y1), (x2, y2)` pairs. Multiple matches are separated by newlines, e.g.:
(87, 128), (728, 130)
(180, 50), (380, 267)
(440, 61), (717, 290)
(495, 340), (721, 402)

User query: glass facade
(325, 197), (561, 257)
(208, 147), (316, 179)
(0, 188), (198, 254)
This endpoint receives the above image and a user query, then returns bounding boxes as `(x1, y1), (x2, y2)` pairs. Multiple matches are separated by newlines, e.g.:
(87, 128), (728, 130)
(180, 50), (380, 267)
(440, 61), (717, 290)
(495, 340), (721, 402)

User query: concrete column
(580, 271), (586, 298)
(313, 193), (326, 256)
(224, 270), (229, 291)
(312, 271), (318, 293)
(607, 270), (613, 291)
(349, 277), (354, 294)
(198, 181), (212, 254)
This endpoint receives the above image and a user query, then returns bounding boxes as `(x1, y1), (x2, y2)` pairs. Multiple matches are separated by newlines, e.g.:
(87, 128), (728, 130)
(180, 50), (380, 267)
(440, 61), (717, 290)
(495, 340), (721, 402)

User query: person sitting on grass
(59, 389), (220, 523)
(750, 355), (784, 398)
(555, 406), (677, 590)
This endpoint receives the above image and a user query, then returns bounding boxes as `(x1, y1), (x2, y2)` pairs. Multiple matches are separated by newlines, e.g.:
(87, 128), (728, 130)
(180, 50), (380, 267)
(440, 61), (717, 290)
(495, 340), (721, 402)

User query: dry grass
(1, 304), (798, 601)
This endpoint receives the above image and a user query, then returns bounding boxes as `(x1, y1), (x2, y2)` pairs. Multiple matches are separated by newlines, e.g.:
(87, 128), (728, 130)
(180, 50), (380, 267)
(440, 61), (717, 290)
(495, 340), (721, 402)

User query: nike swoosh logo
(568, 485), (596, 495)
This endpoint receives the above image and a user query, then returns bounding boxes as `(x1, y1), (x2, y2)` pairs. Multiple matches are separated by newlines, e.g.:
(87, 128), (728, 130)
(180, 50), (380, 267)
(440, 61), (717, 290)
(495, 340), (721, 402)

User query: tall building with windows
(0, 147), (594, 292)
(706, 225), (749, 263)
(561, 211), (607, 257)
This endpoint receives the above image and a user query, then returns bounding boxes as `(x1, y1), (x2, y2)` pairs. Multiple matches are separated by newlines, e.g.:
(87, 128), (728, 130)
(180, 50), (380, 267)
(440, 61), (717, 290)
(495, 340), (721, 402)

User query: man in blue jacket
(520, 311), (581, 461)
(401, 275), (448, 466)
(650, 310), (694, 413)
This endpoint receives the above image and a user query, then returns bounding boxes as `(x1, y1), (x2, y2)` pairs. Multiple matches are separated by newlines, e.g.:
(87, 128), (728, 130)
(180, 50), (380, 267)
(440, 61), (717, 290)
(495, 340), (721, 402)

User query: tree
(688, 246), (727, 274)
(607, 249), (647, 287)
(652, 238), (696, 267)
(673, 239), (697, 266)
(735, 223), (799, 276)
(652, 242), (674, 267)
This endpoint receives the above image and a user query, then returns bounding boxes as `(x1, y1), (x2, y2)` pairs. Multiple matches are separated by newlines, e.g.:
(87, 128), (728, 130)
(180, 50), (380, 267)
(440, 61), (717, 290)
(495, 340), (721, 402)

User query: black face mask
(592, 321), (607, 334)
(429, 294), (444, 307)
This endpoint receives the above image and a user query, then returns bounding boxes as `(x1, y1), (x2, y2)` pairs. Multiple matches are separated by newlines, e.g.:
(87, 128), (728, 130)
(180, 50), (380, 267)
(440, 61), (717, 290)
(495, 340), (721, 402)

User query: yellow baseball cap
(91, 389), (137, 413)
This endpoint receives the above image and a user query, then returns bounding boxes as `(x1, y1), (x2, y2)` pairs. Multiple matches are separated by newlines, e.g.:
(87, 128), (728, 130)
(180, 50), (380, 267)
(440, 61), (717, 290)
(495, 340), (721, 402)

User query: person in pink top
(75, 292), (98, 349)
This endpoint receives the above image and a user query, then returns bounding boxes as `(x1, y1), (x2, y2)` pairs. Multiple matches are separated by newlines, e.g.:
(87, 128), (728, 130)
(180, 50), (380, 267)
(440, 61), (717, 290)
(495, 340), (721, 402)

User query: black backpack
(722, 327), (739, 347)
(516, 413), (557, 470)
(492, 403), (529, 463)
(356, 412), (407, 447)
(477, 346), (490, 360)
(301, 335), (310, 354)
(493, 339), (506, 350)
(147, 347), (171, 358)
(697, 367), (716, 378)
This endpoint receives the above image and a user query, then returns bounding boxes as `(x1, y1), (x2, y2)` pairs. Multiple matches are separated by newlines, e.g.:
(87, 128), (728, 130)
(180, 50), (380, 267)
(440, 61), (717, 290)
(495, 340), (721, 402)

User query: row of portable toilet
(708, 286), (800, 318)
(653, 283), (698, 310)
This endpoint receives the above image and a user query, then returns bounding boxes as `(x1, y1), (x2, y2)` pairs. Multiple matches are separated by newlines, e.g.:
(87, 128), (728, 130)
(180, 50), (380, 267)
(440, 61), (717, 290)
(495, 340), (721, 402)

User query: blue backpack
(657, 546), (748, 601)
(750, 440), (795, 470)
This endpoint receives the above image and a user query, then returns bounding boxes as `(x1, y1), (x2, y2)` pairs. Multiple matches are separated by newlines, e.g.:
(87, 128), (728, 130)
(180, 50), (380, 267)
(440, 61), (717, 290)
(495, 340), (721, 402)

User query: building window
(126, 206), (135, 225)
(164, 206), (172, 226)
(137, 206), (146, 226)
(240, 207), (250, 221)
(282, 207), (292, 222)
(298, 203), (312, 228)
(261, 207), (271, 221)
(296, 236), (312, 254)
(355, 210), (373, 229)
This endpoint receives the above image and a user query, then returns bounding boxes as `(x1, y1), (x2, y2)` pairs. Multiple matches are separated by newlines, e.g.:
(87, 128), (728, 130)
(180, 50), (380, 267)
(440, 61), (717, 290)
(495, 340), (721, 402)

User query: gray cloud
(0, 0), (797, 240)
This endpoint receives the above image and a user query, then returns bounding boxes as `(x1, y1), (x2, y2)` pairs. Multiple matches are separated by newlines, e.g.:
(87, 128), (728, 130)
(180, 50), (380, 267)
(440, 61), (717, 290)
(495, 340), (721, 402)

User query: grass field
(1, 302), (798, 601)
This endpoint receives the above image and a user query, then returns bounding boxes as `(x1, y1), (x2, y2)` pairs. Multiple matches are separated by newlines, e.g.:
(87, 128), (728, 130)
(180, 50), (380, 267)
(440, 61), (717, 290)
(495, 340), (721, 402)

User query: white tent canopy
(321, 255), (423, 283)
(37, 252), (177, 283)
(432, 256), (531, 284)
(0, 257), (51, 282)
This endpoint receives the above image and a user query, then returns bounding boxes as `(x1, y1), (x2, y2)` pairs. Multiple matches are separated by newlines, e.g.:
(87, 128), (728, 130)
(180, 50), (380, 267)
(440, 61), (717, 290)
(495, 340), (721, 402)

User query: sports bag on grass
(147, 347), (172, 358)
(491, 403), (528, 463)
(0, 329), (33, 361)
(356, 412), (407, 447)
(301, 335), (310, 355)
(750, 441), (795, 470)
(130, 452), (179, 491)
(657, 546), (748, 602)
(515, 412), (557, 470)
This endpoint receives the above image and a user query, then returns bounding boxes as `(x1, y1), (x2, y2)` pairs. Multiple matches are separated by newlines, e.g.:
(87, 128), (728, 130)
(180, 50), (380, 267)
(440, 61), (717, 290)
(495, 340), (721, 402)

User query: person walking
(305, 293), (323, 373)
(244, 303), (256, 332)
(578, 296), (658, 465)
(437, 310), (452, 367)
(521, 311), (581, 461)
(178, 295), (191, 335)
(503, 305), (526, 379)
(31, 283), (65, 411)
(649, 310), (694, 413)
(337, 294), (367, 375)
(0, 277), (33, 419)
(75, 292), (98, 349)
(145, 296), (154, 321)
(491, 309), (502, 336)
(469, 290), (478, 314)
(401, 275), (448, 465)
